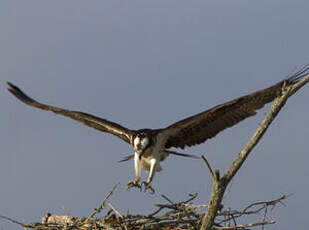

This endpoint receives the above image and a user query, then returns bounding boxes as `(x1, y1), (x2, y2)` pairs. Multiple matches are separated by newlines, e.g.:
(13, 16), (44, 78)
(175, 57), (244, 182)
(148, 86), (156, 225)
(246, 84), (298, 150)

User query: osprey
(7, 73), (305, 193)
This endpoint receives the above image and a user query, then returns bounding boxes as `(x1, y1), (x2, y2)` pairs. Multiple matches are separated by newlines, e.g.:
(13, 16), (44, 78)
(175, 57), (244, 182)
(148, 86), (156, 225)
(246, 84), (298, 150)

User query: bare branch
(161, 194), (174, 205)
(0, 215), (29, 227)
(108, 203), (124, 219)
(202, 155), (215, 180)
(85, 182), (119, 222)
(217, 194), (291, 225)
(213, 220), (276, 230)
(201, 73), (309, 230)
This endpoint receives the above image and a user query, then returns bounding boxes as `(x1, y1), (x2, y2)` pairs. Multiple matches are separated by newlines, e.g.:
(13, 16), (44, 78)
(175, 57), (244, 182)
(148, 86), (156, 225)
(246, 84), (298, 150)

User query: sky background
(1, 0), (308, 229)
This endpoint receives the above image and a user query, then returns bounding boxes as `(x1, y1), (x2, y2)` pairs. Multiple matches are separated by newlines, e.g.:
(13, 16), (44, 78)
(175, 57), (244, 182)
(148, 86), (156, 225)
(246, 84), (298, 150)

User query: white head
(133, 132), (151, 155)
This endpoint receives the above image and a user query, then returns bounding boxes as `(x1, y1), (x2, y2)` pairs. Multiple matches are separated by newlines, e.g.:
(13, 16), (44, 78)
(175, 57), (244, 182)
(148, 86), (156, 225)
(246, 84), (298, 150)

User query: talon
(126, 180), (141, 191)
(141, 181), (155, 194)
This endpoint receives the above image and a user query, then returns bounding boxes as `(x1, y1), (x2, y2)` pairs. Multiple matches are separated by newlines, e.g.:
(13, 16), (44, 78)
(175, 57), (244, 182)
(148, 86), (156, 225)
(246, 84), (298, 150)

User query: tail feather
(118, 154), (134, 162)
(166, 150), (200, 159)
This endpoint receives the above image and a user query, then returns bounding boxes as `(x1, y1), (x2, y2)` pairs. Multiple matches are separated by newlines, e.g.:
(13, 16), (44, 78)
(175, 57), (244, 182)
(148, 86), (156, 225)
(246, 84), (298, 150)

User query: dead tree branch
(200, 73), (309, 230)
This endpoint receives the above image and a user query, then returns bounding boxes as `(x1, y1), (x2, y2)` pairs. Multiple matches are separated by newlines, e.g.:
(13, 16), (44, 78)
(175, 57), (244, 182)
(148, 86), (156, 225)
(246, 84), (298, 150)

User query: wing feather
(162, 73), (307, 149)
(7, 82), (133, 143)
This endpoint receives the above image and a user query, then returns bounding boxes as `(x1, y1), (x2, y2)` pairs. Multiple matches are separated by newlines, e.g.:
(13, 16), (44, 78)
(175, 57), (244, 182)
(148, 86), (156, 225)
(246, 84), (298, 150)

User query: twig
(85, 182), (120, 222)
(262, 207), (267, 230)
(213, 220), (276, 230)
(183, 193), (198, 204)
(229, 208), (237, 227)
(201, 155), (214, 179)
(217, 194), (289, 225)
(0, 215), (29, 227)
(161, 194), (174, 205)
(148, 206), (165, 217)
(149, 193), (198, 217)
(242, 194), (291, 214)
(108, 203), (124, 219)
(62, 206), (73, 218)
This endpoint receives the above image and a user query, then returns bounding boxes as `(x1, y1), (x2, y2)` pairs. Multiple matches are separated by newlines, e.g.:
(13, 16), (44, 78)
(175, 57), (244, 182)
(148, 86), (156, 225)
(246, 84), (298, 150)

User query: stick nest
(1, 190), (289, 230)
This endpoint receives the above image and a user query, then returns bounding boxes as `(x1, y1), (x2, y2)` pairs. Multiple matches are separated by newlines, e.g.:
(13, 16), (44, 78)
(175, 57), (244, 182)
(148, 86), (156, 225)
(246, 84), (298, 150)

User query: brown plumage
(7, 69), (307, 152)
(162, 73), (306, 149)
(7, 67), (308, 192)
(7, 82), (133, 144)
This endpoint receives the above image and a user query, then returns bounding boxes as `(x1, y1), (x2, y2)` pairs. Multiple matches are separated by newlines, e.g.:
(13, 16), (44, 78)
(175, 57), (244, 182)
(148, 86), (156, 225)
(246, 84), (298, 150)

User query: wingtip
(7, 82), (15, 91)
(7, 82), (17, 95)
(7, 82), (36, 104)
(286, 64), (309, 84)
(7, 82), (20, 94)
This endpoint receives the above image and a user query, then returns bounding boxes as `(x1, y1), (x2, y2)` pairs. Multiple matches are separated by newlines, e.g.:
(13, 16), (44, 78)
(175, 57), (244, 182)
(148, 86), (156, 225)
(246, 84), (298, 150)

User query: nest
(0, 184), (288, 230)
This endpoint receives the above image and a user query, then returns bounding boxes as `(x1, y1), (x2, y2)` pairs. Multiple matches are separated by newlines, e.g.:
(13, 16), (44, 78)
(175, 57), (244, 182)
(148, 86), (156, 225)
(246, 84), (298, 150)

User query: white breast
(133, 136), (140, 149)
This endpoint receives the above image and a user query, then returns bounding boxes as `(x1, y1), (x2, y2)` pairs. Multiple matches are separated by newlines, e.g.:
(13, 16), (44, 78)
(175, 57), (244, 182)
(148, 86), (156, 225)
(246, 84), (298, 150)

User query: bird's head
(132, 130), (153, 157)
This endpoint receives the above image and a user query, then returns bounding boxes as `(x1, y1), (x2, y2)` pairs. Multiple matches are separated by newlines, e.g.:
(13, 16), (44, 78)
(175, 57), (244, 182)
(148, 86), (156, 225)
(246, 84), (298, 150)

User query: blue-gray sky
(1, 1), (308, 229)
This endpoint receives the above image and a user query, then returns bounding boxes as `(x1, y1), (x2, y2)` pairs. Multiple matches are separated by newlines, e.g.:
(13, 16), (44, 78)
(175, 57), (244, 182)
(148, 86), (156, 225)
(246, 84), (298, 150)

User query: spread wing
(162, 72), (307, 149)
(7, 82), (134, 144)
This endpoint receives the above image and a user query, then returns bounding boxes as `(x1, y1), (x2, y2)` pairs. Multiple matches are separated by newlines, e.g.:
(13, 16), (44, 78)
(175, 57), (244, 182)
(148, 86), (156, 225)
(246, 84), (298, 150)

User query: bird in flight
(7, 70), (307, 193)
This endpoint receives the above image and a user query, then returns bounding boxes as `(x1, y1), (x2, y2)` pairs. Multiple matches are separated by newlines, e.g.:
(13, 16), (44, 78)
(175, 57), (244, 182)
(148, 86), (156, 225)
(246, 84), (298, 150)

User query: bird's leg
(126, 152), (142, 191)
(141, 158), (157, 194)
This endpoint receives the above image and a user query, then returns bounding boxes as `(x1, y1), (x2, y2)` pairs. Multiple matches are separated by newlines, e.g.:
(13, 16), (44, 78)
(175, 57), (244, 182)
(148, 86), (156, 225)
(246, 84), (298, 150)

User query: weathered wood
(200, 75), (309, 230)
